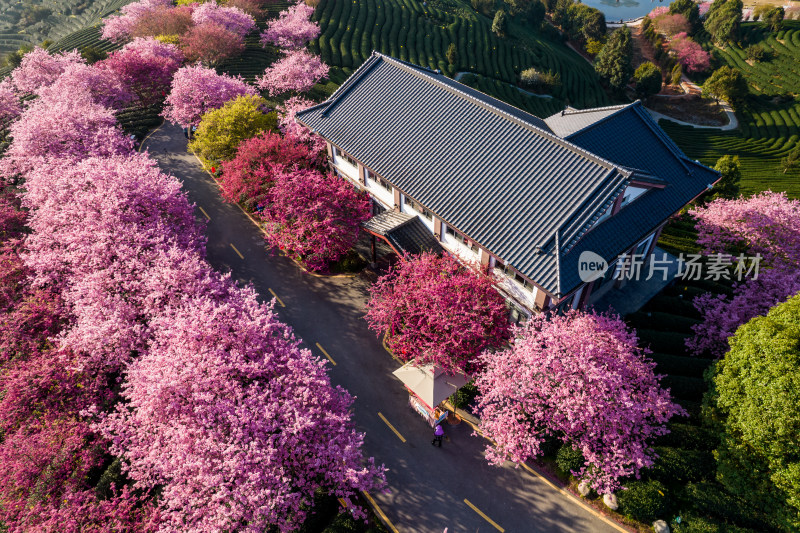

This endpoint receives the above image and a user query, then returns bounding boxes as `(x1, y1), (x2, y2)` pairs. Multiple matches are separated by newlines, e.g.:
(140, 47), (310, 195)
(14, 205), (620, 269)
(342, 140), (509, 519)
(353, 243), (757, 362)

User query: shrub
(634, 61), (662, 99)
(653, 423), (718, 450)
(617, 480), (671, 523)
(745, 43), (771, 62)
(189, 95), (278, 162)
(647, 447), (715, 484)
(520, 67), (561, 89)
(556, 445), (585, 475)
(684, 482), (782, 531)
(449, 381), (478, 410)
(584, 38), (603, 55)
(446, 43), (457, 66)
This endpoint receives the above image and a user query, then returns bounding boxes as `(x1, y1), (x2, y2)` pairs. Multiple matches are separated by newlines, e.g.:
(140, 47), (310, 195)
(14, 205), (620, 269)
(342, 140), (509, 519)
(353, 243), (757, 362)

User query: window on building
(334, 146), (357, 167)
(504, 265), (534, 292)
(420, 207), (433, 220)
(376, 175), (392, 192)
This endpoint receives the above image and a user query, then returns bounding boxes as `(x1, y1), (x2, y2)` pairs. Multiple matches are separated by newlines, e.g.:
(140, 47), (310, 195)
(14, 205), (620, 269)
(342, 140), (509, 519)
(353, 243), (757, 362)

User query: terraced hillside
(0, 0), (133, 57)
(310, 0), (611, 111)
(661, 21), (800, 198)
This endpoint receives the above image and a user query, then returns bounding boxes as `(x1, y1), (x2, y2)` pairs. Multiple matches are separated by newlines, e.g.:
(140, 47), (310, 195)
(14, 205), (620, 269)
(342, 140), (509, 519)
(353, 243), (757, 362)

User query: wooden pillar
(371, 235), (377, 266)
(393, 189), (401, 211)
(535, 289), (550, 311)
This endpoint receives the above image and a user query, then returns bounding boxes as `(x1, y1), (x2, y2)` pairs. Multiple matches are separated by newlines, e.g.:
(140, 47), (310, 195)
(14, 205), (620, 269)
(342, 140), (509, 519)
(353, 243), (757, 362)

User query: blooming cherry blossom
(256, 49), (329, 96)
(9, 48), (85, 94)
(191, 1), (256, 37)
(475, 310), (684, 494)
(260, 1), (320, 49)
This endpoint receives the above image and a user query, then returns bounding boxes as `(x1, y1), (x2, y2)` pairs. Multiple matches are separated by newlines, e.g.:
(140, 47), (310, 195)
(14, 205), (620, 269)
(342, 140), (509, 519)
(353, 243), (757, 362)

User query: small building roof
(363, 211), (444, 256)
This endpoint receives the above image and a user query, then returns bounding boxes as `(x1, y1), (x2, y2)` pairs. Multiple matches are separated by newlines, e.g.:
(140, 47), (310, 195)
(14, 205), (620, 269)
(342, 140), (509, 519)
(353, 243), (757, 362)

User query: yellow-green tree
(189, 94), (278, 162)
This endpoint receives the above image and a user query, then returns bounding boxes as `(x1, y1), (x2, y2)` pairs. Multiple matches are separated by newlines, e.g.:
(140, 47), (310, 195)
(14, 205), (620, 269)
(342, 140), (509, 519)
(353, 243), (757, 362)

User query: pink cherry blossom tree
(647, 6), (670, 18)
(256, 49), (329, 96)
(365, 252), (512, 374)
(219, 130), (324, 205)
(162, 64), (256, 128)
(100, 294), (385, 532)
(191, 1), (256, 37)
(474, 310), (684, 494)
(180, 22), (246, 66)
(277, 96), (326, 152)
(670, 32), (711, 73)
(130, 4), (195, 39)
(101, 0), (175, 42)
(9, 48), (85, 94)
(98, 37), (184, 107)
(0, 79), (21, 125)
(259, 168), (371, 271)
(0, 90), (133, 177)
(260, 1), (320, 49)
(686, 191), (800, 357)
(36, 62), (135, 110)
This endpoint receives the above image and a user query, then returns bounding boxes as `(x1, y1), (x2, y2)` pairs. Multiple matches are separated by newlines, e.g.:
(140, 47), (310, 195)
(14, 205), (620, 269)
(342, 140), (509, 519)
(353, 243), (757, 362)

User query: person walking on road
(432, 423), (444, 447)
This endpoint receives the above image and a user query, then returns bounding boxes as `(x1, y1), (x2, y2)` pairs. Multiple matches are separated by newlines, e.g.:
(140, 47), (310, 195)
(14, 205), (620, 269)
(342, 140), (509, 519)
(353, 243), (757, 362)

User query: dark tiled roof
(559, 103), (720, 292)
(386, 218), (444, 256)
(298, 52), (629, 297)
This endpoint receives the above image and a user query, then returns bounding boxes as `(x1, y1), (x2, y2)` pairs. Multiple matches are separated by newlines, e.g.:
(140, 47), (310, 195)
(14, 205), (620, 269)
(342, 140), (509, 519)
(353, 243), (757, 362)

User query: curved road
(143, 122), (626, 533)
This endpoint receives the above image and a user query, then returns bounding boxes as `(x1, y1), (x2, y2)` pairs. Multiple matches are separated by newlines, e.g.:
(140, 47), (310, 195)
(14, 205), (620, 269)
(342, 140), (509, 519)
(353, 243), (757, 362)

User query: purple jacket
(434, 424), (444, 436)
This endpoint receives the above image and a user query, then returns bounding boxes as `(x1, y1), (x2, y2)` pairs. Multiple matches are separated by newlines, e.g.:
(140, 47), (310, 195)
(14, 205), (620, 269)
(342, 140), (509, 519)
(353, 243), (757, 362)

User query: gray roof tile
(297, 53), (718, 299)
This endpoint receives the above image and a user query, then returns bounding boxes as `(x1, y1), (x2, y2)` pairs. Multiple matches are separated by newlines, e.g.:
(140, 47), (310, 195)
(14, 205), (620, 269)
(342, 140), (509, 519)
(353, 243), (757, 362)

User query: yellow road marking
(267, 288), (285, 308)
(464, 499), (504, 532)
(198, 206), (210, 220)
(517, 463), (630, 533)
(362, 491), (400, 533)
(377, 412), (406, 443)
(230, 243), (244, 259)
(315, 342), (336, 365)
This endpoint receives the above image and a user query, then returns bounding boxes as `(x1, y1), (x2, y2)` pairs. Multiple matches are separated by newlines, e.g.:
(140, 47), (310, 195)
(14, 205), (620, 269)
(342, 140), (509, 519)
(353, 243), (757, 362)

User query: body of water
(580, 0), (669, 22)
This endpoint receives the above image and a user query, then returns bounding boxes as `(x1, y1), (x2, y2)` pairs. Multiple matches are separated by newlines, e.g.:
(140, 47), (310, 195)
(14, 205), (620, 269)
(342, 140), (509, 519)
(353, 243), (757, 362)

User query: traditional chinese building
(296, 52), (720, 319)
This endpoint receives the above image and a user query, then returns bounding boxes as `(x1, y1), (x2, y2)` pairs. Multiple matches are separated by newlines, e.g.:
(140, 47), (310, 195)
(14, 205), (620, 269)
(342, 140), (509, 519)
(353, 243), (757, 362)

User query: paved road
(143, 123), (624, 533)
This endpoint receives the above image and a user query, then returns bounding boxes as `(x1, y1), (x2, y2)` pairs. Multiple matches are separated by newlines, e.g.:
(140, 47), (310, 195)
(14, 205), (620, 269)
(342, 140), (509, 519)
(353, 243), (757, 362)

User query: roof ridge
(558, 102), (632, 117)
(376, 53), (626, 175)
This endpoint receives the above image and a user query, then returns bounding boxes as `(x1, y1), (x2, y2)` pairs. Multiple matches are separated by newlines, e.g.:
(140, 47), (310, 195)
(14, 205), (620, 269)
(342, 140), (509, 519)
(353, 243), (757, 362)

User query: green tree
(446, 43), (458, 66)
(670, 62), (683, 86)
(492, 10), (508, 37)
(552, 0), (573, 29)
(81, 46), (108, 64)
(781, 146), (800, 174)
(189, 95), (278, 162)
(711, 154), (741, 198)
(669, 0), (700, 32)
(702, 66), (748, 108)
(763, 7), (785, 32)
(704, 0), (743, 45)
(594, 26), (633, 91)
(707, 294), (800, 531)
(633, 61), (662, 99)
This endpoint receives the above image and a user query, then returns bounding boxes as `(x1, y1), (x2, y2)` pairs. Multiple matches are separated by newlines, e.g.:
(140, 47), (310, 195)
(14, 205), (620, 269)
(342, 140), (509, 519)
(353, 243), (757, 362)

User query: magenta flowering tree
(180, 22), (246, 66)
(100, 0), (174, 42)
(670, 32), (711, 72)
(162, 64), (256, 128)
(100, 294), (385, 532)
(21, 155), (202, 371)
(0, 91), (133, 177)
(219, 130), (324, 205)
(686, 191), (800, 357)
(256, 49), (329, 96)
(365, 252), (512, 374)
(36, 62), (135, 109)
(260, 1), (320, 49)
(474, 310), (684, 494)
(9, 48), (85, 94)
(259, 168), (371, 271)
(647, 6), (670, 18)
(277, 96), (326, 152)
(191, 1), (256, 37)
(99, 37), (184, 107)
(0, 79), (21, 125)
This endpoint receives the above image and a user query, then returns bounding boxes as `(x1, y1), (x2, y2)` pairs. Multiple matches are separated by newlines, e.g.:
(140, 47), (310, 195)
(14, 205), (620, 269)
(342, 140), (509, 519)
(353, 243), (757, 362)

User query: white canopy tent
(392, 363), (469, 410)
